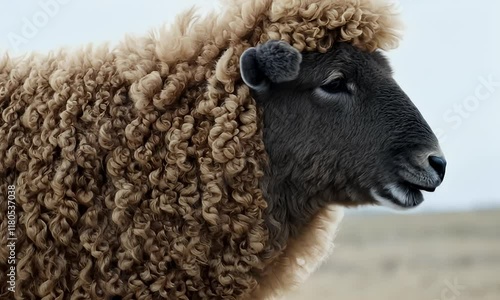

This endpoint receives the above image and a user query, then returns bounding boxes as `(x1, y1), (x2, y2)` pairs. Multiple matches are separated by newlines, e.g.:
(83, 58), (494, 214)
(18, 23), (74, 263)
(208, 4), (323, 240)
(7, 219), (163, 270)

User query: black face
(240, 40), (446, 211)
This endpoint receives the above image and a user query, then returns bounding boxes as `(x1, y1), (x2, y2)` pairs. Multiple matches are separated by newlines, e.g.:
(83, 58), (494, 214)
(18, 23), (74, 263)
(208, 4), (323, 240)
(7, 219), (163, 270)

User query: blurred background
(1, 0), (499, 299)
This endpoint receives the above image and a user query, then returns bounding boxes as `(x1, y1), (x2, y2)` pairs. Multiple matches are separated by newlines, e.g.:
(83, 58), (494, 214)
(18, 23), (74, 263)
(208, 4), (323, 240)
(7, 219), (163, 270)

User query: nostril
(428, 156), (447, 181)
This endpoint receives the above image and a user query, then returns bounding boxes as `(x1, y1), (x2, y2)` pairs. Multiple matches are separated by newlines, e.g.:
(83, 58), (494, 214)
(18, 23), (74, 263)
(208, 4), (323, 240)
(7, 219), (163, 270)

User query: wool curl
(0, 0), (401, 299)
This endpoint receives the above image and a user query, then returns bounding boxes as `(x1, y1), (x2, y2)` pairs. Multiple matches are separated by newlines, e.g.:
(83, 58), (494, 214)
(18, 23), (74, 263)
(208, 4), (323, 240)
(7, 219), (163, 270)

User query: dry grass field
(285, 210), (500, 300)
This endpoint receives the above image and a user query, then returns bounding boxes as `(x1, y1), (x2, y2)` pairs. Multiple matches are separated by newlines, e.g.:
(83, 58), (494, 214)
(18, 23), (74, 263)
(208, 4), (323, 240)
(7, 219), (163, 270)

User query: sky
(0, 0), (499, 213)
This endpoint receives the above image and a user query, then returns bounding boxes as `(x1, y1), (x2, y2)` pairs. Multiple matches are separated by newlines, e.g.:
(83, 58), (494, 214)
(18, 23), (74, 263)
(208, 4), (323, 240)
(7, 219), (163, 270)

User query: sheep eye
(319, 79), (347, 94)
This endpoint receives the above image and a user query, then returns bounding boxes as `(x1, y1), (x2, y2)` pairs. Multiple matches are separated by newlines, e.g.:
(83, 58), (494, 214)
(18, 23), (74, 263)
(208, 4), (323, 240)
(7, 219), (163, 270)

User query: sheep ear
(240, 40), (302, 92)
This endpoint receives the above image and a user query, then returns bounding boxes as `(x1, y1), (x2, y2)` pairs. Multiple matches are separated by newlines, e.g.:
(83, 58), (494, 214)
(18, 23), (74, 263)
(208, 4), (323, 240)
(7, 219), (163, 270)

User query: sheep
(0, 0), (446, 299)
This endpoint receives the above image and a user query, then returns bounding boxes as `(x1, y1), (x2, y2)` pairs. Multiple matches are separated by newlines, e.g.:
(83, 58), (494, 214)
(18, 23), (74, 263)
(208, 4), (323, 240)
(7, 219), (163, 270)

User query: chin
(369, 182), (427, 210)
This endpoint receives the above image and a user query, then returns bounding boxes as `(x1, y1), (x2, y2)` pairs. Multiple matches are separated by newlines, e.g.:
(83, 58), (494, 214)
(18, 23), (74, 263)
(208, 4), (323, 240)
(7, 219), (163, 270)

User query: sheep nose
(428, 156), (446, 181)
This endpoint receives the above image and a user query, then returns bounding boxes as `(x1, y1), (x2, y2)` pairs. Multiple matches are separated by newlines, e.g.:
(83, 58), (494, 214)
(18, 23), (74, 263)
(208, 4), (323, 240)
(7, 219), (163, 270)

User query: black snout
(428, 156), (446, 181)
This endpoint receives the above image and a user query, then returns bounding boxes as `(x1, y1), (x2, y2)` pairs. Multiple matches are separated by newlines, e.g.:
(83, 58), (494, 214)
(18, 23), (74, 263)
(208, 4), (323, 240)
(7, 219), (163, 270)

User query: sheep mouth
(404, 181), (436, 193)
(370, 182), (428, 210)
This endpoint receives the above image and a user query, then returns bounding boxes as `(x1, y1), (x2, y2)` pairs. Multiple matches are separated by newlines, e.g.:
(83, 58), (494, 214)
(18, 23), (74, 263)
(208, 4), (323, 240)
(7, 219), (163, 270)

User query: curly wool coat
(0, 0), (401, 299)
